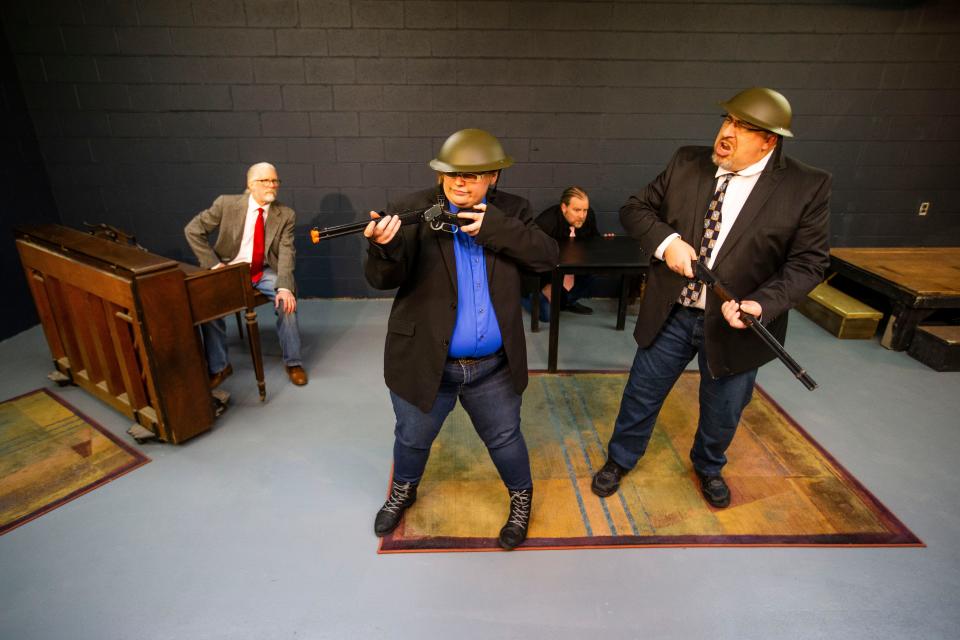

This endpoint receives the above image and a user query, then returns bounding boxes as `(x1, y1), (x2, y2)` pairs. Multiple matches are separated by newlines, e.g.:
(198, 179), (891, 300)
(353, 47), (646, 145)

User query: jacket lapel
(436, 230), (459, 294)
(690, 154), (718, 247)
(713, 149), (786, 264)
(264, 202), (282, 253)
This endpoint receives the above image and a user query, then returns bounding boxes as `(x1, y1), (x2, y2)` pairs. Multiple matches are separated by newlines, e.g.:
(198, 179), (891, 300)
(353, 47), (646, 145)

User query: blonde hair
(560, 186), (588, 206)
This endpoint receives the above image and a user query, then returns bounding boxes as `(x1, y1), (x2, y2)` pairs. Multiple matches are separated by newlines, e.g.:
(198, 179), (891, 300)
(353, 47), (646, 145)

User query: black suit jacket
(621, 145), (831, 377)
(534, 204), (600, 242)
(365, 188), (559, 412)
(532, 204), (601, 287)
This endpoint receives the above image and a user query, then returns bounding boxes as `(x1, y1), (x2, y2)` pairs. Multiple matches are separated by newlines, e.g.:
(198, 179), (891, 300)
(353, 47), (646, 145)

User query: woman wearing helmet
(363, 129), (559, 550)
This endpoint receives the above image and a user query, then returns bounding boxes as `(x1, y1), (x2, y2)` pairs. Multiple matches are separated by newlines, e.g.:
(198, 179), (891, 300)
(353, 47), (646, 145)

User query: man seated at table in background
(184, 162), (308, 388)
(522, 186), (605, 322)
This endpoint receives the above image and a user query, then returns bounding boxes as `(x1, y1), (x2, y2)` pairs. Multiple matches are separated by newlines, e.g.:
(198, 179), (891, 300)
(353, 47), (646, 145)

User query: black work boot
(374, 480), (418, 537)
(695, 471), (731, 508)
(498, 488), (533, 550)
(591, 458), (629, 497)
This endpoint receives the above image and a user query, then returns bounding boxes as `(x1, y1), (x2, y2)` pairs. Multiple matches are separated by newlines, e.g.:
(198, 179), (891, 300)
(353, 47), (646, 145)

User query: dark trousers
(390, 351), (532, 491)
(607, 305), (758, 476)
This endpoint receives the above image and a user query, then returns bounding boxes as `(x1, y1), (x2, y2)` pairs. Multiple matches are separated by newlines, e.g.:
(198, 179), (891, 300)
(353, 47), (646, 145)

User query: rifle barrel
(694, 261), (818, 391)
(311, 208), (426, 243)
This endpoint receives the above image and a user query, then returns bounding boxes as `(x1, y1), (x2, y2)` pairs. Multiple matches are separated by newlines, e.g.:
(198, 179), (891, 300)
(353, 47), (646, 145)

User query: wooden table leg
(616, 275), (629, 330)
(888, 305), (933, 351)
(245, 308), (267, 401)
(531, 289), (540, 334)
(548, 269), (562, 372)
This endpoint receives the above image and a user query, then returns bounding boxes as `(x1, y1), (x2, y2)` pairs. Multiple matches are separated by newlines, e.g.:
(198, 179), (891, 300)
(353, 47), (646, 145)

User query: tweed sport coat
(622, 145), (831, 378)
(365, 187), (559, 412)
(184, 194), (298, 294)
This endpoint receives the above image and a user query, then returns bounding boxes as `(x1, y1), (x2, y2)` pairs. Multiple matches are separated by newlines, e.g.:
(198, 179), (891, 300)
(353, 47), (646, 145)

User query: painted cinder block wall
(2, 0), (958, 303)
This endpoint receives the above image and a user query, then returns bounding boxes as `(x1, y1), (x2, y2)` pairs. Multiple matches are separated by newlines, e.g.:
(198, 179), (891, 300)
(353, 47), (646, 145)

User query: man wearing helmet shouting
(592, 88), (831, 509)
(363, 129), (559, 550)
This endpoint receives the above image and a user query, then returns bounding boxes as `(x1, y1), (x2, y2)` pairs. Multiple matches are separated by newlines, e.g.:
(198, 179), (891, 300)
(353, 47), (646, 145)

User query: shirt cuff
(654, 233), (680, 261)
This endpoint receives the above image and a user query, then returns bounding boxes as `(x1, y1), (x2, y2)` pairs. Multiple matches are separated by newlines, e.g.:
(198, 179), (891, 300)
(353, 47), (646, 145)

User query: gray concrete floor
(1, 298), (958, 640)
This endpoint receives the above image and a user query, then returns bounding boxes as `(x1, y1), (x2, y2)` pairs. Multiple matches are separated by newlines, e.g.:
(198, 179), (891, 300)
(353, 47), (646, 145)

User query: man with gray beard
(591, 88), (830, 508)
(185, 162), (308, 388)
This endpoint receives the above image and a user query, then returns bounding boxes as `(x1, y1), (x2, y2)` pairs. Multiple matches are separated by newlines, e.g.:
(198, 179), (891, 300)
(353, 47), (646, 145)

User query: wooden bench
(796, 282), (882, 339)
(908, 325), (960, 371)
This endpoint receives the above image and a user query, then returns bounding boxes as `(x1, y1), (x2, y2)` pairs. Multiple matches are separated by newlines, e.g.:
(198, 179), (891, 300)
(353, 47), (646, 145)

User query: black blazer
(621, 145), (831, 377)
(365, 187), (559, 412)
(534, 204), (600, 242)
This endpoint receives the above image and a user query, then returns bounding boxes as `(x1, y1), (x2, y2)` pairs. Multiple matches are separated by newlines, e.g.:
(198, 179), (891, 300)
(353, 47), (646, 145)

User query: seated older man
(184, 162), (308, 387)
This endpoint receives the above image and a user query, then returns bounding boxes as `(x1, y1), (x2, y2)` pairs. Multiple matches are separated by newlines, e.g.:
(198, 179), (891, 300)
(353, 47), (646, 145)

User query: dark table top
(554, 235), (649, 269)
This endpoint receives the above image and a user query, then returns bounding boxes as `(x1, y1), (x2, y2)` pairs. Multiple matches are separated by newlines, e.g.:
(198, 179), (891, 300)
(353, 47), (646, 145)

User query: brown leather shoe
(208, 364), (233, 389)
(286, 365), (308, 386)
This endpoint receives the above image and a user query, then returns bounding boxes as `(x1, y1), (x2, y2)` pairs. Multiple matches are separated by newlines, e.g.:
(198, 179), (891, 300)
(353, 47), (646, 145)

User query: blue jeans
(607, 305), (757, 476)
(200, 267), (303, 374)
(390, 351), (532, 491)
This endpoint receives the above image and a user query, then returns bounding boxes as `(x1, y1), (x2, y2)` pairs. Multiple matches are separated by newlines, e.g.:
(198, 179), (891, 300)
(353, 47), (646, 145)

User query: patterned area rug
(0, 389), (149, 535)
(379, 371), (921, 552)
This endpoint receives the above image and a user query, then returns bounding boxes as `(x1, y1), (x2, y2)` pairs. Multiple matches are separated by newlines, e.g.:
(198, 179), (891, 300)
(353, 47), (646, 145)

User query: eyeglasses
(721, 115), (767, 134)
(442, 172), (491, 183)
(254, 178), (281, 186)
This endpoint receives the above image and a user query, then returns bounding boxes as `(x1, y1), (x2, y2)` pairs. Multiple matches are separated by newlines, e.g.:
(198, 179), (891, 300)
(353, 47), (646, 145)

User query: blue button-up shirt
(447, 200), (503, 358)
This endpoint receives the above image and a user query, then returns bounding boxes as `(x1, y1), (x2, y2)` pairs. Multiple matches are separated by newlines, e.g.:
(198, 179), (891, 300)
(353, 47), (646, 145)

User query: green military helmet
(719, 87), (794, 138)
(429, 128), (514, 173)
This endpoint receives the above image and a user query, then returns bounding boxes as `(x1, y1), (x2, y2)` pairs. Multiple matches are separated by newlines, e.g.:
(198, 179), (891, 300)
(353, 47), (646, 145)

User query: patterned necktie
(250, 207), (265, 284)
(678, 173), (735, 306)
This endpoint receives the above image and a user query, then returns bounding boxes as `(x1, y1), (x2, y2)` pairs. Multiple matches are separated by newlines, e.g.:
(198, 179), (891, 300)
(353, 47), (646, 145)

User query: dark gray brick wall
(3, 0), (959, 299)
(1, 27), (60, 340)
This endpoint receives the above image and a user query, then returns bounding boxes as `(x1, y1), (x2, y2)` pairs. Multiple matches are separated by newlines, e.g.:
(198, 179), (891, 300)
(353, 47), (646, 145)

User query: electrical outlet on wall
(918, 202), (931, 216)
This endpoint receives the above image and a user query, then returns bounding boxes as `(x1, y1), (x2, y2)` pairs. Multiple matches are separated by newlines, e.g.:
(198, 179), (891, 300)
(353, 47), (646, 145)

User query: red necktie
(250, 207), (265, 284)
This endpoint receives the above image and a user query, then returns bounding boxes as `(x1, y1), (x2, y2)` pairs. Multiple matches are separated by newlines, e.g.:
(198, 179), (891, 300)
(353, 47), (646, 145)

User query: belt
(448, 349), (504, 365)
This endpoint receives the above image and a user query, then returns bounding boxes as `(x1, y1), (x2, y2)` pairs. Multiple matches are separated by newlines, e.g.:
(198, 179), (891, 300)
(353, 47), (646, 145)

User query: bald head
(247, 162), (276, 183)
(246, 162), (280, 206)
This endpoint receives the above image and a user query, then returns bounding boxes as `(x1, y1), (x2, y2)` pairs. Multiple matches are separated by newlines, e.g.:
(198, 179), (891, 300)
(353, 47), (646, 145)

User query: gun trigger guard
(430, 219), (459, 234)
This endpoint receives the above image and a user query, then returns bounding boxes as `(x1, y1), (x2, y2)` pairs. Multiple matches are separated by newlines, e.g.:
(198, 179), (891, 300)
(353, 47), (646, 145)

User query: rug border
(378, 370), (924, 553)
(0, 387), (151, 536)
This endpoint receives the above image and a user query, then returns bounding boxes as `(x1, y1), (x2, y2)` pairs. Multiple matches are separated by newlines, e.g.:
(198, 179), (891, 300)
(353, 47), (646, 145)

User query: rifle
(695, 261), (818, 391)
(310, 203), (465, 243)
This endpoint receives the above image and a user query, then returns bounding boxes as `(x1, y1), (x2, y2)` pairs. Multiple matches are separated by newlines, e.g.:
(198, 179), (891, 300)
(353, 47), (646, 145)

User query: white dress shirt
(654, 148), (774, 309)
(228, 196), (290, 293)
(229, 195), (271, 266)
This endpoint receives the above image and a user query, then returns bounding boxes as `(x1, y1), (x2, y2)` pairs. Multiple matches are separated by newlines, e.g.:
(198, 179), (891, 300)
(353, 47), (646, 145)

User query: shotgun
(310, 203), (464, 243)
(695, 261), (818, 391)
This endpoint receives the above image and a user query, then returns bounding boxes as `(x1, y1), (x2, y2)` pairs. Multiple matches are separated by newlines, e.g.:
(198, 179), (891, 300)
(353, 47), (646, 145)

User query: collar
(247, 195), (272, 215)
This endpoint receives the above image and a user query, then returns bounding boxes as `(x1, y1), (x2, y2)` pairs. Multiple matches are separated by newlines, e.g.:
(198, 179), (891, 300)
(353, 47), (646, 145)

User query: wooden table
(829, 247), (960, 351)
(534, 236), (649, 372)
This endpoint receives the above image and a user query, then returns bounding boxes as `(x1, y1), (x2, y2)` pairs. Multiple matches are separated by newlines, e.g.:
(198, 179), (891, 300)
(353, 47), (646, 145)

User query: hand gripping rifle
(695, 261), (818, 391)
(310, 203), (464, 243)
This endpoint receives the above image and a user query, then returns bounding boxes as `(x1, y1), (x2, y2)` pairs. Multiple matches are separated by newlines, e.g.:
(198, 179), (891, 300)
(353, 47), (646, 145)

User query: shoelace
(381, 482), (414, 514)
(506, 490), (531, 528)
